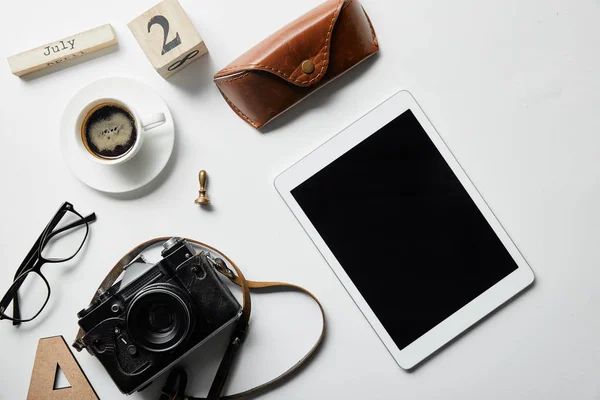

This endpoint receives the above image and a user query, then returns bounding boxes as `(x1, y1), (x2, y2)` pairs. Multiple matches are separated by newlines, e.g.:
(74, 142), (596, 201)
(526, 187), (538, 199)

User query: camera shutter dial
(161, 237), (183, 256)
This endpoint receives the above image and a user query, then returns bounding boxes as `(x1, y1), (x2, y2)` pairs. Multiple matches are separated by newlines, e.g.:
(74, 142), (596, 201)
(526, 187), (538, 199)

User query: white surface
(62, 77), (174, 191)
(0, 0), (599, 399)
(275, 90), (535, 370)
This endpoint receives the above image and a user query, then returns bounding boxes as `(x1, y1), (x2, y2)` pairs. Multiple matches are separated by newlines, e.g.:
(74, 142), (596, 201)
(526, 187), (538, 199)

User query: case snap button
(302, 60), (315, 74)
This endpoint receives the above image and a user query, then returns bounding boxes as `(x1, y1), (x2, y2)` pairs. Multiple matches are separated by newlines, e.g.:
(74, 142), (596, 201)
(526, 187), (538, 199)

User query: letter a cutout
(27, 336), (99, 400)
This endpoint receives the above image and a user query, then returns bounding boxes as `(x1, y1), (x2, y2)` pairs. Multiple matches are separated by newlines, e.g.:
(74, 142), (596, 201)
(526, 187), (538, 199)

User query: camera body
(76, 238), (242, 394)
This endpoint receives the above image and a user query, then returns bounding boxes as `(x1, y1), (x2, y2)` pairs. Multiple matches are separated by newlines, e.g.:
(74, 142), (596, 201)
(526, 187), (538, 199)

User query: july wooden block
(128, 0), (208, 79)
(7, 24), (117, 77)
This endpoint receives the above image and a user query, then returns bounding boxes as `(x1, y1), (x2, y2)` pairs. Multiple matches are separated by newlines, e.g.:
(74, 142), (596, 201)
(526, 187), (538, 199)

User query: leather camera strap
(73, 237), (326, 400)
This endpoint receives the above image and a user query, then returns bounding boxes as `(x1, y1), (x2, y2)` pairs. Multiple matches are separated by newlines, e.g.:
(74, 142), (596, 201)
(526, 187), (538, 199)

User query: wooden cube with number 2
(128, 0), (207, 79)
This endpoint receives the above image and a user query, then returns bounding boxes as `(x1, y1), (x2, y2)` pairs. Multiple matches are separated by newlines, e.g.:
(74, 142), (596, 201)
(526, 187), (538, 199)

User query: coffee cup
(76, 98), (166, 165)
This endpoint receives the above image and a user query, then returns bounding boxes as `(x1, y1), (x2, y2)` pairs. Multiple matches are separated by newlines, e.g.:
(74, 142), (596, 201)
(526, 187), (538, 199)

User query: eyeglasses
(0, 202), (96, 325)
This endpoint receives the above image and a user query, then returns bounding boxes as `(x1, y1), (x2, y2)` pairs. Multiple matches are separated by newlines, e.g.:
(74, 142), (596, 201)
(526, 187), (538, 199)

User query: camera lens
(126, 285), (192, 352)
(148, 304), (175, 333)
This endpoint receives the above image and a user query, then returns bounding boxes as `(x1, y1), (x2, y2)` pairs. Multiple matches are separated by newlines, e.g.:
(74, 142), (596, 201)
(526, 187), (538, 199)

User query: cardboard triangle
(53, 363), (71, 389)
(27, 335), (99, 400)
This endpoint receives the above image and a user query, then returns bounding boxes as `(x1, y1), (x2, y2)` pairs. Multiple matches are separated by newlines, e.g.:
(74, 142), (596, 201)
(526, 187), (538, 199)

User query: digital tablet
(275, 90), (534, 369)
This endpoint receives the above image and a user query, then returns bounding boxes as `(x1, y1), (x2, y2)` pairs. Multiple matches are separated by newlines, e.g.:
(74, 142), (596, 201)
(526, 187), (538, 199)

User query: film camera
(75, 238), (242, 394)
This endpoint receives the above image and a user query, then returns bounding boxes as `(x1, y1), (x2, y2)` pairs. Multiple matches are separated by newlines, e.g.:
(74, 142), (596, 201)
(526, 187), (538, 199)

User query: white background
(0, 0), (599, 399)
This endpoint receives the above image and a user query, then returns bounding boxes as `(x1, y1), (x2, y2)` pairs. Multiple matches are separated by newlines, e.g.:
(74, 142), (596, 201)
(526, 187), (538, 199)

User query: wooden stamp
(26, 336), (99, 400)
(7, 24), (117, 77)
(128, 0), (208, 79)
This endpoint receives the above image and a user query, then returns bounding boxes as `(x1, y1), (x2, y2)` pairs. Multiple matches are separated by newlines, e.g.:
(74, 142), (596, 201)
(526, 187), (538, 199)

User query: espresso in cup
(76, 97), (166, 165)
(82, 103), (138, 160)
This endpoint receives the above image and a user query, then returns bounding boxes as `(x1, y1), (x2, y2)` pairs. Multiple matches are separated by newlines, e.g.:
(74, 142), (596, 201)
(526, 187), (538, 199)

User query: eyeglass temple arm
(45, 213), (97, 242)
(10, 213), (96, 324)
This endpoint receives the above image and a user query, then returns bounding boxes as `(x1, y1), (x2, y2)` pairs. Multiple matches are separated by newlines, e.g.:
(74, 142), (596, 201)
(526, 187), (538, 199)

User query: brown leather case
(213, 0), (379, 129)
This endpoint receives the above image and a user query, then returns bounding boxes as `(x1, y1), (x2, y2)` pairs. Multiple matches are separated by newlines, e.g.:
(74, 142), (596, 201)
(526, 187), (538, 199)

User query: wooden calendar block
(128, 0), (207, 79)
(7, 24), (117, 77)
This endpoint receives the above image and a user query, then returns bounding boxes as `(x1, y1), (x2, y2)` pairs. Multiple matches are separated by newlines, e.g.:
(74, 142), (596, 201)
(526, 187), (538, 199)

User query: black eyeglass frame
(0, 202), (96, 325)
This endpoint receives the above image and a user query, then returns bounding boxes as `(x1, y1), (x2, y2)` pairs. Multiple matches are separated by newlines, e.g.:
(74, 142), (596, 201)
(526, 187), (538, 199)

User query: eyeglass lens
(2, 271), (50, 321)
(41, 210), (89, 261)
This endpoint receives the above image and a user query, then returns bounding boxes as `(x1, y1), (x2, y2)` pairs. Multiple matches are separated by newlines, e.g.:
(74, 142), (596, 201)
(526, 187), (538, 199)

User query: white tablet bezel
(274, 90), (535, 369)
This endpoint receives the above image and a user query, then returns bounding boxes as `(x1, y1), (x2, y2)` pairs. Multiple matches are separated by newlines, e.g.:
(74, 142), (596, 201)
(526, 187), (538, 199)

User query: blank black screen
(291, 110), (518, 350)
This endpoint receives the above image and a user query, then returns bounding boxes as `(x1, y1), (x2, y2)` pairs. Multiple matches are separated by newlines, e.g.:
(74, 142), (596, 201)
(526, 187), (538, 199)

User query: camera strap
(73, 237), (326, 400)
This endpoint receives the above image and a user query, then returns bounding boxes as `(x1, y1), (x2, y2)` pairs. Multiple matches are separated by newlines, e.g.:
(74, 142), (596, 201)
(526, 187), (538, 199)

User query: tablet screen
(291, 110), (519, 350)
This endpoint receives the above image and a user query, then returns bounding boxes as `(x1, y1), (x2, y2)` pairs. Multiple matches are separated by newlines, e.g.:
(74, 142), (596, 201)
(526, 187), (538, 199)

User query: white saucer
(60, 77), (175, 193)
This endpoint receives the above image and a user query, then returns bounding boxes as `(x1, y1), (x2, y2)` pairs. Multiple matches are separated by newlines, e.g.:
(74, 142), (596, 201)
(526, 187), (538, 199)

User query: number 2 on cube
(148, 14), (196, 71)
(148, 15), (181, 55)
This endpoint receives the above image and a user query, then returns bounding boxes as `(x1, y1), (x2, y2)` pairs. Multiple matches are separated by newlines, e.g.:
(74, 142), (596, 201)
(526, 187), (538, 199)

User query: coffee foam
(86, 111), (134, 152)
